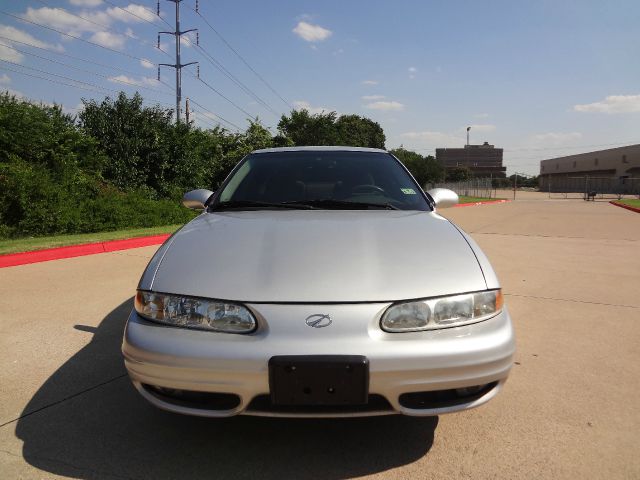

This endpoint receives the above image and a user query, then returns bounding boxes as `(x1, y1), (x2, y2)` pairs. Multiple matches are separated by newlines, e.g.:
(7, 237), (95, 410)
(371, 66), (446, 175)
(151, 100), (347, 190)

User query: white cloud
(106, 4), (157, 23)
(108, 74), (158, 87)
(0, 44), (23, 63)
(292, 21), (332, 42)
(362, 80), (378, 85)
(23, 6), (111, 35)
(365, 101), (404, 111)
(0, 73), (10, 84)
(408, 66), (417, 73)
(361, 95), (385, 101)
(574, 94), (640, 114)
(468, 124), (496, 132)
(401, 130), (464, 148)
(90, 31), (126, 49)
(293, 100), (333, 115)
(69, 0), (103, 6)
(532, 132), (582, 144)
(0, 24), (64, 54)
(140, 58), (154, 69)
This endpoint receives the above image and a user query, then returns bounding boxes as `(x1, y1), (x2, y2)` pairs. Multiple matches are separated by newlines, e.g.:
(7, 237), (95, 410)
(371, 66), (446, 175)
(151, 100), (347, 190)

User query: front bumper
(122, 303), (515, 417)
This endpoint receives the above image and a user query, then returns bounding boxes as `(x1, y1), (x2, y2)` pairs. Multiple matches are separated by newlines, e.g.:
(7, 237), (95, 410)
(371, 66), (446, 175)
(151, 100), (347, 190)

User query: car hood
(149, 210), (487, 303)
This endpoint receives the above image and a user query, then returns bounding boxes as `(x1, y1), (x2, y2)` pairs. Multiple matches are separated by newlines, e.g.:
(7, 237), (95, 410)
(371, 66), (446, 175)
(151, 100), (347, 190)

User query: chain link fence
(542, 176), (640, 200)
(426, 178), (496, 199)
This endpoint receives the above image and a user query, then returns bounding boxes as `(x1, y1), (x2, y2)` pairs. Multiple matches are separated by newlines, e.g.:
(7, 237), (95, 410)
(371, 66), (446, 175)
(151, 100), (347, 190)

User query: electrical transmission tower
(157, 0), (199, 123)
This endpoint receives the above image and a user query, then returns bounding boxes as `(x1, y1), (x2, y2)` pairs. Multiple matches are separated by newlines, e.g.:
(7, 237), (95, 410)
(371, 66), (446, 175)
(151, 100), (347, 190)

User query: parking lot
(1, 192), (638, 479)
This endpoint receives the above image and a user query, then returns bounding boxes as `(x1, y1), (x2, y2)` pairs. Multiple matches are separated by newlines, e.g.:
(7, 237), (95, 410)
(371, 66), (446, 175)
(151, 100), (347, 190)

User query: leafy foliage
(278, 109), (385, 148)
(390, 147), (445, 187)
(0, 92), (430, 239)
(446, 166), (473, 181)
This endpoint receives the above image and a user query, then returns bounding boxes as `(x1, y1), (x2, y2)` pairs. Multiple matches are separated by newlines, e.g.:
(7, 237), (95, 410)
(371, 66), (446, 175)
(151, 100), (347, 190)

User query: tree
(390, 147), (445, 187)
(277, 109), (386, 148)
(446, 166), (472, 182)
(335, 114), (385, 149)
(79, 92), (176, 193)
(277, 109), (339, 146)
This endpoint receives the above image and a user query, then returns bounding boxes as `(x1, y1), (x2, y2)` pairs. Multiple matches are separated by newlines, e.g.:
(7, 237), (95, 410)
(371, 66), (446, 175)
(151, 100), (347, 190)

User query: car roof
(251, 146), (388, 154)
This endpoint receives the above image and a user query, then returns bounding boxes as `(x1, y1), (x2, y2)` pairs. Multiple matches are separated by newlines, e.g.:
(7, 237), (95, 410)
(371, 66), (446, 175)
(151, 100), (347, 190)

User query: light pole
(466, 126), (471, 146)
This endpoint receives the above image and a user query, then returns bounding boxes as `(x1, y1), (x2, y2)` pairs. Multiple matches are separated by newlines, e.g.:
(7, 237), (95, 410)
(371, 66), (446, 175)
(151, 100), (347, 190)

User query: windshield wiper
(210, 200), (316, 211)
(281, 199), (399, 210)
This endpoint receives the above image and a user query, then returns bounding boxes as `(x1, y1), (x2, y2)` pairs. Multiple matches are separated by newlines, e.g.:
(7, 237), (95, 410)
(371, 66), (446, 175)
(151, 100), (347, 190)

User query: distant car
(122, 146), (515, 417)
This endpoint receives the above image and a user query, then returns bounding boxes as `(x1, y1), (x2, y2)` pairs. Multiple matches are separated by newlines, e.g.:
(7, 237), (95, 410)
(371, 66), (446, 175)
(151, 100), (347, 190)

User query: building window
(573, 161), (576, 168)
(556, 163), (559, 170)
(594, 158), (599, 166)
(622, 155), (628, 163)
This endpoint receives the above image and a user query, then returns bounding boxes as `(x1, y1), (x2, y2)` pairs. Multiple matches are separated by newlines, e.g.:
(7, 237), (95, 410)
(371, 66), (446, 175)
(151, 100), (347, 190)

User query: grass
(458, 196), (503, 204)
(0, 224), (183, 255)
(615, 199), (640, 208)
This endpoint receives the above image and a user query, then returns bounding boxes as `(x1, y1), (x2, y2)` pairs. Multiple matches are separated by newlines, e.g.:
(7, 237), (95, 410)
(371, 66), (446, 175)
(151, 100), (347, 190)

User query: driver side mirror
(182, 189), (214, 210)
(426, 188), (458, 209)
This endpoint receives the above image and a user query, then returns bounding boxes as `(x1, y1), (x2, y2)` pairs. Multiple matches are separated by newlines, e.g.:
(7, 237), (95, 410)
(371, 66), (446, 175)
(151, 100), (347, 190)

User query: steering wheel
(351, 184), (386, 195)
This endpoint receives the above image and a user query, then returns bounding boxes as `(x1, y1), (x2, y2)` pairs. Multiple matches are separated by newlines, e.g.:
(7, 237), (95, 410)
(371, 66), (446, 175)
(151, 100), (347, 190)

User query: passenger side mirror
(426, 188), (458, 209)
(182, 189), (214, 210)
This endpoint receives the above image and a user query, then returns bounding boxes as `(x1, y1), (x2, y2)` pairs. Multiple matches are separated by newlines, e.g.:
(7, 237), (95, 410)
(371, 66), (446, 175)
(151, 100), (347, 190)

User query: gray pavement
(1, 193), (639, 479)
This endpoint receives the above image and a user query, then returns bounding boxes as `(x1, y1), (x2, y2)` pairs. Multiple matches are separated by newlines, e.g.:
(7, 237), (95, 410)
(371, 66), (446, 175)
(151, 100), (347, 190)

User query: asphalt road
(1, 193), (638, 479)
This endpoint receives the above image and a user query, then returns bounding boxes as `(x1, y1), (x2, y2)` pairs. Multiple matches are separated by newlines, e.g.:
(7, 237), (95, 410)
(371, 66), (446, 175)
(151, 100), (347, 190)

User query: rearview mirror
(182, 189), (214, 210)
(426, 188), (458, 209)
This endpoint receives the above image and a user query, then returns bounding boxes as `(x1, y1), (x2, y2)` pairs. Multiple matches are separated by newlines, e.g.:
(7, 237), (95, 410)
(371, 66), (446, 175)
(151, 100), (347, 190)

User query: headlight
(381, 289), (503, 332)
(135, 291), (257, 334)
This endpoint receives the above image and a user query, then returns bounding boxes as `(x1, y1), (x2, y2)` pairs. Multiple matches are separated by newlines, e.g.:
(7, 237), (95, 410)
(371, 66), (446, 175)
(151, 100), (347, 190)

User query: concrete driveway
(1, 193), (638, 479)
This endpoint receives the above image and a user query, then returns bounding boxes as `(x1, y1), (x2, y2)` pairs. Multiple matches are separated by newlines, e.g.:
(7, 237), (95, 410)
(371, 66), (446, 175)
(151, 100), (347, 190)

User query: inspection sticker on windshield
(401, 188), (417, 194)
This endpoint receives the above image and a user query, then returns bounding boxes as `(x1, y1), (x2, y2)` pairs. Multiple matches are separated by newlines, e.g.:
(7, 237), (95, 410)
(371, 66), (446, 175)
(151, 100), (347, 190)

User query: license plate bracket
(269, 355), (369, 406)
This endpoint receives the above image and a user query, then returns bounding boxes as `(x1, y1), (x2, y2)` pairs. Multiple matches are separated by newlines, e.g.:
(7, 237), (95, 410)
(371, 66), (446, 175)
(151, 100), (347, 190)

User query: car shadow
(15, 298), (438, 480)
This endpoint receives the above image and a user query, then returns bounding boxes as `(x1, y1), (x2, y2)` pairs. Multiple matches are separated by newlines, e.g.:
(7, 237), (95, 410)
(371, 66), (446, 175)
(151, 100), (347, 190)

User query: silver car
(122, 146), (515, 418)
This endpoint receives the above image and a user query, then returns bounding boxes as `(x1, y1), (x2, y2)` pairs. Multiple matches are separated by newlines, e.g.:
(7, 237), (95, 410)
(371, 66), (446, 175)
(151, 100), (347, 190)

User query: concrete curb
(0, 199), (510, 268)
(0, 234), (170, 268)
(610, 201), (640, 214)
(454, 199), (509, 208)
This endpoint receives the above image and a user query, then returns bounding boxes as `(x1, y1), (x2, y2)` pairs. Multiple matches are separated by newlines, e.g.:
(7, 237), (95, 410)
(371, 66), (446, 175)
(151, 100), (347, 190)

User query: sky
(0, 0), (638, 175)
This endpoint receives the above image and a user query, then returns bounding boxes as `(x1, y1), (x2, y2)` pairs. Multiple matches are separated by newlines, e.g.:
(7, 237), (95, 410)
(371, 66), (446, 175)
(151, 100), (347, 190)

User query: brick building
(436, 142), (507, 178)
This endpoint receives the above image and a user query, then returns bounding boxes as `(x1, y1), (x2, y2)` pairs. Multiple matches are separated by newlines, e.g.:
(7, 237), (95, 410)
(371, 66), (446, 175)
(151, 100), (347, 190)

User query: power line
(101, 0), (170, 28)
(0, 42), (173, 96)
(0, 34), (156, 79)
(188, 4), (292, 109)
(187, 39), (280, 117)
(1, 64), (114, 96)
(188, 97), (241, 131)
(0, 60), (176, 108)
(0, 10), (150, 63)
(189, 72), (254, 120)
(34, 0), (169, 57)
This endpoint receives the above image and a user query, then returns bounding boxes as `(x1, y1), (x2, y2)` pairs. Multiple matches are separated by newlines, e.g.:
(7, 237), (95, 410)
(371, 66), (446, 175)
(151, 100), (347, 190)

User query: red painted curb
(454, 199), (509, 208)
(610, 201), (640, 214)
(0, 234), (170, 268)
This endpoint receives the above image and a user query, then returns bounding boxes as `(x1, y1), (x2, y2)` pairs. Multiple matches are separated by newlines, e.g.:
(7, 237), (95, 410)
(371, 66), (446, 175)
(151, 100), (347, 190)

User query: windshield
(213, 151), (431, 211)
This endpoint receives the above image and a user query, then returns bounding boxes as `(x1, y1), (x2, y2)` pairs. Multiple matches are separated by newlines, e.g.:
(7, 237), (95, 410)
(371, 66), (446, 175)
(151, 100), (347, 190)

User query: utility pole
(158, 0), (198, 123)
(185, 97), (190, 124)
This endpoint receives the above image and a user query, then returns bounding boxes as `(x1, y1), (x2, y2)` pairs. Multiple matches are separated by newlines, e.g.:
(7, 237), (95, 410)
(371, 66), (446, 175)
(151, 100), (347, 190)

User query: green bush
(0, 91), (428, 240)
